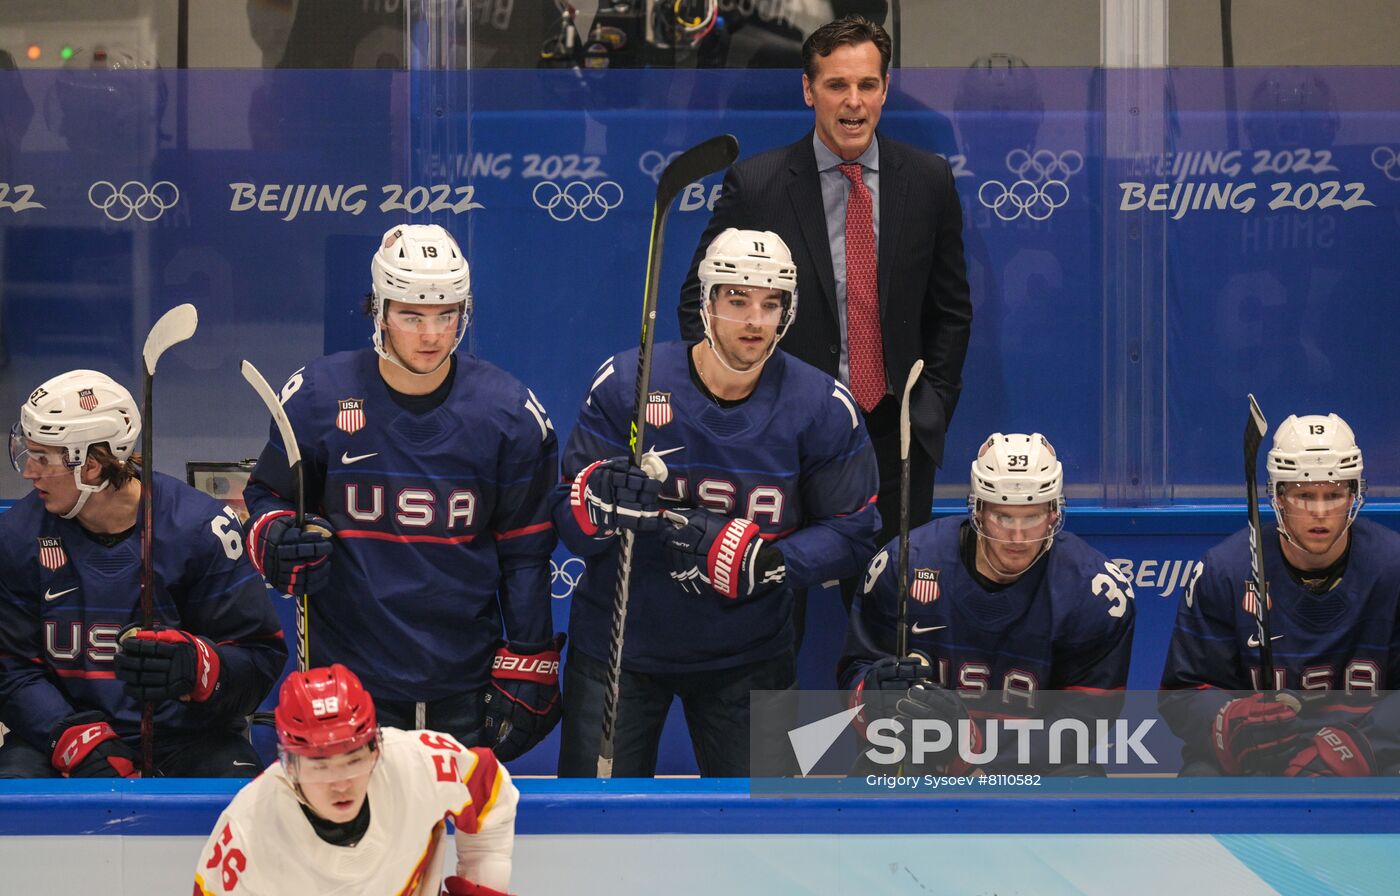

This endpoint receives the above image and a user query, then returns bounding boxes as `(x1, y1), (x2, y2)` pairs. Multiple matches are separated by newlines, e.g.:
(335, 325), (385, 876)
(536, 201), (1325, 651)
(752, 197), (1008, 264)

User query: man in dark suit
(679, 15), (972, 586)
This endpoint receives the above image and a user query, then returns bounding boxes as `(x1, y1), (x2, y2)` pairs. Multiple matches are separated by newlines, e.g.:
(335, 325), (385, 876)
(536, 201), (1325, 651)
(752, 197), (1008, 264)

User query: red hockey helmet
(275, 664), (378, 759)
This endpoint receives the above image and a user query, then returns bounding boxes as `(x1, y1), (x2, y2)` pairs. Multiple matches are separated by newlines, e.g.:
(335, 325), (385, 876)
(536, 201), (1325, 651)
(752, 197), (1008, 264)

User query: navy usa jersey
(554, 342), (880, 673)
(244, 348), (558, 701)
(841, 516), (1136, 704)
(1159, 519), (1400, 768)
(0, 474), (286, 751)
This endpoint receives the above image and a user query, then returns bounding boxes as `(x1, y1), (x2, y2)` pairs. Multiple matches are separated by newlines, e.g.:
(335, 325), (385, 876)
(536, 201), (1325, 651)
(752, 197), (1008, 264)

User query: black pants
(557, 647), (796, 777)
(374, 689), (487, 748)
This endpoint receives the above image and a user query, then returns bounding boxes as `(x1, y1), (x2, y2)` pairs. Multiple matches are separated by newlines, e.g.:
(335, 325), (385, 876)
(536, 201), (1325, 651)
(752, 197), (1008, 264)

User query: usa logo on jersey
(336, 398), (366, 434)
(77, 388), (98, 411)
(1242, 580), (1272, 616)
(645, 391), (672, 428)
(38, 536), (67, 570)
(911, 568), (941, 603)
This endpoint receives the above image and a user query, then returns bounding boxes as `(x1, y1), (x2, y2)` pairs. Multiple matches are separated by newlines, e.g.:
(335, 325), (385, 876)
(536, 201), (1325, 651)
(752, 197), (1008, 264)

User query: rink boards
(1, 778), (1398, 895)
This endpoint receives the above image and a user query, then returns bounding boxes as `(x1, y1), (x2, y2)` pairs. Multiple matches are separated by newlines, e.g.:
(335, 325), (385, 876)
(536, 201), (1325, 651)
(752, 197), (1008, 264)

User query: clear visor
(706, 285), (793, 327)
(284, 743), (378, 784)
(969, 498), (1063, 544)
(1276, 481), (1355, 513)
(383, 305), (464, 334)
(9, 424), (71, 476)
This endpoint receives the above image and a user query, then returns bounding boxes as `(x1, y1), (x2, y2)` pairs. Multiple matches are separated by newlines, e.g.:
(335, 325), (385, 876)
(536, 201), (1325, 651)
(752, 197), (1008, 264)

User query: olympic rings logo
(1371, 146), (1400, 182)
(88, 180), (180, 222)
(532, 180), (624, 222)
(639, 150), (681, 183)
(551, 556), (585, 599)
(977, 178), (1070, 222)
(1005, 149), (1083, 184)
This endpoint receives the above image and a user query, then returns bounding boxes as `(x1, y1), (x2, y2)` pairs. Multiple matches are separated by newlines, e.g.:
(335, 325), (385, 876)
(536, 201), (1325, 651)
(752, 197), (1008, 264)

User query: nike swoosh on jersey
(1246, 634), (1284, 648)
(910, 624), (947, 634)
(44, 586), (78, 602)
(340, 451), (378, 465)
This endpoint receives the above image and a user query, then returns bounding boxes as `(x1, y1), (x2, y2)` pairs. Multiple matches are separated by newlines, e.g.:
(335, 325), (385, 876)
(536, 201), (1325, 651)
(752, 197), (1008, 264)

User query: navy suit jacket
(679, 131), (972, 467)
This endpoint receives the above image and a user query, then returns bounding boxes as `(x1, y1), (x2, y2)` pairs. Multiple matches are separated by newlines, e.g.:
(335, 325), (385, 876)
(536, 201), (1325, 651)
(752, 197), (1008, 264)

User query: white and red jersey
(193, 727), (517, 896)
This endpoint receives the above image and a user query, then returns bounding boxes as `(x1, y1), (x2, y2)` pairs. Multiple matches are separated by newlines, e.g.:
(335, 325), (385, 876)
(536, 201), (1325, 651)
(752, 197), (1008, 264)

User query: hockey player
(0, 370), (286, 778)
(1160, 414), (1400, 776)
(243, 225), (562, 761)
(193, 663), (517, 896)
(554, 228), (881, 777)
(839, 433), (1137, 774)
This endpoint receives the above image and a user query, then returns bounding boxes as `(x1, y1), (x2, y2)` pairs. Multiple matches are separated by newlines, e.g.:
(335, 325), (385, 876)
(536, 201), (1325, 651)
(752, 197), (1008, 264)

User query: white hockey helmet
(697, 228), (798, 371)
(10, 370), (141, 519)
(1267, 413), (1365, 534)
(969, 432), (1064, 505)
(369, 224), (472, 368)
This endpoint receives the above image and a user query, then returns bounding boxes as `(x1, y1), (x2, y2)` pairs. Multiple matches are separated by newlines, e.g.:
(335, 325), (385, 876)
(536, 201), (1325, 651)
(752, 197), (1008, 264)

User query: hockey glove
(895, 682), (982, 774)
(659, 508), (784, 599)
(481, 634), (564, 761)
(115, 625), (222, 703)
(1285, 723), (1375, 777)
(443, 877), (512, 896)
(1212, 692), (1301, 775)
(49, 712), (139, 778)
(569, 457), (664, 537)
(851, 655), (932, 731)
(247, 510), (334, 595)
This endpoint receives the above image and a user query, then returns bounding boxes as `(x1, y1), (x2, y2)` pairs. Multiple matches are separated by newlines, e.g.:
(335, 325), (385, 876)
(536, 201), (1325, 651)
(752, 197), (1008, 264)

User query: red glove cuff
(443, 876), (511, 896)
(707, 517), (761, 599)
(52, 720), (132, 777)
(131, 629), (222, 702)
(1285, 725), (1375, 777)
(491, 641), (561, 686)
(247, 509), (295, 575)
(569, 460), (610, 538)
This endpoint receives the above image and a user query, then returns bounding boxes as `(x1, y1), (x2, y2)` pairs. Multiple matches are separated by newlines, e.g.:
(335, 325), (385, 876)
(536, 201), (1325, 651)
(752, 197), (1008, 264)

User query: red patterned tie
(839, 162), (886, 411)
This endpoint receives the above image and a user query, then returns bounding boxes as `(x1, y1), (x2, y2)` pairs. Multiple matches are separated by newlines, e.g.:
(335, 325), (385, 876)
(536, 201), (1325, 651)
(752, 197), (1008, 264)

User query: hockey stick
(894, 360), (924, 661)
(241, 360), (310, 674)
(137, 302), (199, 774)
(597, 133), (740, 777)
(1243, 393), (1274, 690)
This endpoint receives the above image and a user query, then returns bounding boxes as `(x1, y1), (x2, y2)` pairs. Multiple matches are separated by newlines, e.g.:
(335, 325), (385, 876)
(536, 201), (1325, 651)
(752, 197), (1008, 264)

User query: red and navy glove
(246, 510), (333, 595)
(49, 712), (139, 778)
(850, 655), (929, 732)
(659, 508), (784, 599)
(896, 682), (982, 774)
(443, 877), (512, 896)
(1285, 723), (1375, 777)
(481, 635), (564, 761)
(1212, 692), (1301, 774)
(569, 457), (664, 537)
(115, 625), (221, 703)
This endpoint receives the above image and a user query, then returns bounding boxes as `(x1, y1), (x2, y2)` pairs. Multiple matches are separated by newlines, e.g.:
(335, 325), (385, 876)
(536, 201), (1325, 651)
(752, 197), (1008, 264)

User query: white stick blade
(241, 360), (302, 468)
(142, 303), (199, 375)
(899, 360), (924, 457)
(1246, 393), (1267, 438)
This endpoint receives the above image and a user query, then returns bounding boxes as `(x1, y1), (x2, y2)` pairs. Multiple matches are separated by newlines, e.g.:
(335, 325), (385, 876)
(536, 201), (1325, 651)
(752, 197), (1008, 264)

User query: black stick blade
(656, 134), (739, 209)
(1245, 393), (1267, 449)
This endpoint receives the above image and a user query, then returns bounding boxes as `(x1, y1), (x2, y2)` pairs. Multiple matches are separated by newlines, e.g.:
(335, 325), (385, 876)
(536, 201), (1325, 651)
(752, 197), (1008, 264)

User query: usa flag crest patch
(1242, 580), (1271, 616)
(910, 568), (940, 603)
(77, 388), (98, 411)
(38, 537), (67, 570)
(336, 398), (366, 434)
(645, 391), (672, 428)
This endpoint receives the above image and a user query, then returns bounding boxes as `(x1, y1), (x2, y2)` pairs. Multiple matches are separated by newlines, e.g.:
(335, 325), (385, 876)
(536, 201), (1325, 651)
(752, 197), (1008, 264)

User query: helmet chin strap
(61, 467), (107, 520)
